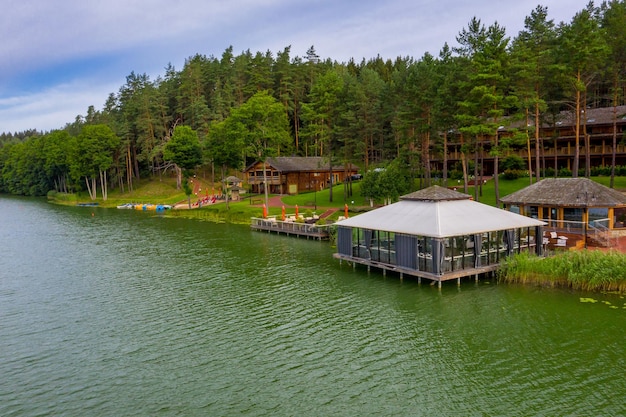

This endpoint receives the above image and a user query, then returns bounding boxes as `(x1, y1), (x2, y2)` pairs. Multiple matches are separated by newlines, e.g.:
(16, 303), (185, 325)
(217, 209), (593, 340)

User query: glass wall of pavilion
(336, 226), (543, 275)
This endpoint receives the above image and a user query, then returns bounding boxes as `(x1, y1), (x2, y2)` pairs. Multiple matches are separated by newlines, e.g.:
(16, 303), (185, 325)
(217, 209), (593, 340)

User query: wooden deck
(333, 253), (499, 288)
(251, 217), (330, 240)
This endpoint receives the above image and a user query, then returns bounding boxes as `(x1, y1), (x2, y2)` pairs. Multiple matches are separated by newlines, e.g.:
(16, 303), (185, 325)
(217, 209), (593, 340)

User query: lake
(0, 196), (624, 416)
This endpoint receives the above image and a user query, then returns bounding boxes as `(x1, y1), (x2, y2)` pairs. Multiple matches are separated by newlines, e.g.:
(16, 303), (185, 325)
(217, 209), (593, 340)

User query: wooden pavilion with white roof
(334, 186), (545, 287)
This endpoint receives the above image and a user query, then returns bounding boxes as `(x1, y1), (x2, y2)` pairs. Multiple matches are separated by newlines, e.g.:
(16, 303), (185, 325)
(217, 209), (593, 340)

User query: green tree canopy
(71, 124), (120, 200)
(227, 90), (292, 206)
(163, 125), (203, 171)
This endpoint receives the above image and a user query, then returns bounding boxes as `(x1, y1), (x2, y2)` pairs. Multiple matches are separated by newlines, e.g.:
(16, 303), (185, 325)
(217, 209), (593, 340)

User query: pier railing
(250, 216), (331, 240)
(543, 218), (612, 248)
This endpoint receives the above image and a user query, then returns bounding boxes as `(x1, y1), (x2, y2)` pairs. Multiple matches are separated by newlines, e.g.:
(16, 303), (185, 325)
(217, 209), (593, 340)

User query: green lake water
(0, 196), (624, 416)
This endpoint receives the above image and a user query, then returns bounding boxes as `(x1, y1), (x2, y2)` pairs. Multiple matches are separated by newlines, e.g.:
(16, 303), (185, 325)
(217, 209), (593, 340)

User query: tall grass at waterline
(498, 251), (626, 293)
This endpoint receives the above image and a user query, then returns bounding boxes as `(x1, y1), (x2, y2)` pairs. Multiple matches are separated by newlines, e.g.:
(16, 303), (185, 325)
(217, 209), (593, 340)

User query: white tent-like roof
(337, 186), (545, 238)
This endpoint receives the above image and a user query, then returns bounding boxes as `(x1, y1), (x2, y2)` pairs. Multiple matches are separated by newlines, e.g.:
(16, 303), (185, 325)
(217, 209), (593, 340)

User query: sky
(1, 0), (592, 134)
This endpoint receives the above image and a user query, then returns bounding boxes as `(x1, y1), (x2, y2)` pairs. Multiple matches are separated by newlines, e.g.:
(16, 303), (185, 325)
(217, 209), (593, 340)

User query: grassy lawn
(105, 177), (188, 205)
(52, 174), (626, 221)
(163, 174), (626, 226)
(587, 175), (626, 189)
(280, 181), (367, 209)
(466, 178), (532, 207)
(67, 175), (211, 208)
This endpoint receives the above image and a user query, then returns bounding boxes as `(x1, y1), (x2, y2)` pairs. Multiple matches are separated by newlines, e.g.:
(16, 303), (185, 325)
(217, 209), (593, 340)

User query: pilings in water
(334, 253), (499, 289)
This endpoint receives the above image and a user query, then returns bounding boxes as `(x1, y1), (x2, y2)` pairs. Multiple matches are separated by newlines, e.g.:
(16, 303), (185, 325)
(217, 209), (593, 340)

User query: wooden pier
(251, 217), (330, 240)
(333, 253), (499, 287)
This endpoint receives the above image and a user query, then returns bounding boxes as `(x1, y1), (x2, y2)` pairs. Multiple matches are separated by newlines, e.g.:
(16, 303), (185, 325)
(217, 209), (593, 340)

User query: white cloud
(2, 0), (286, 71)
(0, 0), (592, 133)
(0, 81), (117, 133)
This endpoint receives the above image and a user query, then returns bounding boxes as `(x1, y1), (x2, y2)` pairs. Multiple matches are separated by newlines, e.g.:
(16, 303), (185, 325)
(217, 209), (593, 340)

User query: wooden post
(418, 277), (422, 284)
(457, 277), (461, 286)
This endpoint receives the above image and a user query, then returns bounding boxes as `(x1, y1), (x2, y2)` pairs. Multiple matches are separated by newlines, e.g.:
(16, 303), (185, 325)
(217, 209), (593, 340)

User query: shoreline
(47, 193), (626, 295)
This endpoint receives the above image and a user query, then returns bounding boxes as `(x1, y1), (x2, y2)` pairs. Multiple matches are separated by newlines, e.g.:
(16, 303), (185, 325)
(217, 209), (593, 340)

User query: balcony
(247, 176), (282, 185)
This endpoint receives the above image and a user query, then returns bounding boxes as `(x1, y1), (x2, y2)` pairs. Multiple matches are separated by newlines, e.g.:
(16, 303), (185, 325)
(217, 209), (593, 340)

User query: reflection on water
(0, 196), (624, 416)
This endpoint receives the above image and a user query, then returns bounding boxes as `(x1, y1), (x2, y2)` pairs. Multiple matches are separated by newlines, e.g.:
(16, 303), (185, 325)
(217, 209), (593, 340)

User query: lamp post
(577, 191), (597, 249)
(583, 214), (587, 249)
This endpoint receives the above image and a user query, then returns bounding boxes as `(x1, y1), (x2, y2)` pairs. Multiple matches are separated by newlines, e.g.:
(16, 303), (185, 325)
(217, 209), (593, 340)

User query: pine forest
(1, 2), (626, 202)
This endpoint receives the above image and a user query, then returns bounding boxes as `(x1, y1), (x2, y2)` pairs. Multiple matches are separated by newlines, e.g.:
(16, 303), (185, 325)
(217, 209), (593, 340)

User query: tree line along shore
(2, 3), (626, 204)
(2, 2), (626, 294)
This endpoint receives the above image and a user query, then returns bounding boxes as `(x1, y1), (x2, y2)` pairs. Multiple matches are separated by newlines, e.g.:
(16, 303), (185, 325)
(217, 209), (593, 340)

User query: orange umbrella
(262, 204), (267, 218)
(281, 205), (286, 221)
(295, 204), (299, 218)
(344, 204), (349, 218)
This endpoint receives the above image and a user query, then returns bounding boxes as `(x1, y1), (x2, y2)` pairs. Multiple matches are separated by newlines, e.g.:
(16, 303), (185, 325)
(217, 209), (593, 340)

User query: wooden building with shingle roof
(243, 157), (358, 195)
(438, 105), (626, 176)
(501, 178), (626, 243)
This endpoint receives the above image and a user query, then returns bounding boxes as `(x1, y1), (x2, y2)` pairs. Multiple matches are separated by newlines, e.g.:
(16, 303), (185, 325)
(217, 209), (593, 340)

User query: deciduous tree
(164, 125), (203, 207)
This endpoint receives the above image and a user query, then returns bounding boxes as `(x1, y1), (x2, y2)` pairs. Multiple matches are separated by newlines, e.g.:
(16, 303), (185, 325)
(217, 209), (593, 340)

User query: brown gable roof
(401, 185), (471, 201)
(245, 157), (354, 173)
(500, 178), (626, 207)
(225, 176), (242, 183)
(498, 105), (626, 131)
(268, 157), (327, 171)
(553, 105), (626, 127)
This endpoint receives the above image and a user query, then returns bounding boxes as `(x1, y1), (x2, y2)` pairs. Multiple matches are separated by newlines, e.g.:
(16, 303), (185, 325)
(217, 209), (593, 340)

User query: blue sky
(1, 0), (591, 133)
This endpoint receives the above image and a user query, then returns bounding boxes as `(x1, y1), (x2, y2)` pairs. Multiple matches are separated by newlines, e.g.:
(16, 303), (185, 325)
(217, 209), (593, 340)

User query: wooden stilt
(438, 280), (442, 289)
(418, 277), (421, 284)
(457, 277), (461, 286)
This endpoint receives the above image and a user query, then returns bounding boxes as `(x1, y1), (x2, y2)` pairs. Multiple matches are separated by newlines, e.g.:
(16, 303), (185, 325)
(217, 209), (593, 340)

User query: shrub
(558, 167), (572, 177)
(591, 166), (611, 176)
(449, 170), (464, 180)
(502, 169), (525, 180)
(501, 155), (526, 171)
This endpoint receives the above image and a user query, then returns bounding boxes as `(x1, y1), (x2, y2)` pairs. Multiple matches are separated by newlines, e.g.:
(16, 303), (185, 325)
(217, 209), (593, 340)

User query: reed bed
(498, 250), (626, 293)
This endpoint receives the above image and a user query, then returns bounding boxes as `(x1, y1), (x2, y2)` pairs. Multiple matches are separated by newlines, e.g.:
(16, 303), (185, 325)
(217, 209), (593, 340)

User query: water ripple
(1, 198), (625, 416)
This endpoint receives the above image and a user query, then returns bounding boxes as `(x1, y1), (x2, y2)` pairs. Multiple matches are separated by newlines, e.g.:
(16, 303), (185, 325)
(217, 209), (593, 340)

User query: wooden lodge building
(501, 178), (626, 246)
(244, 157), (358, 195)
(334, 186), (545, 288)
(435, 105), (626, 175)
